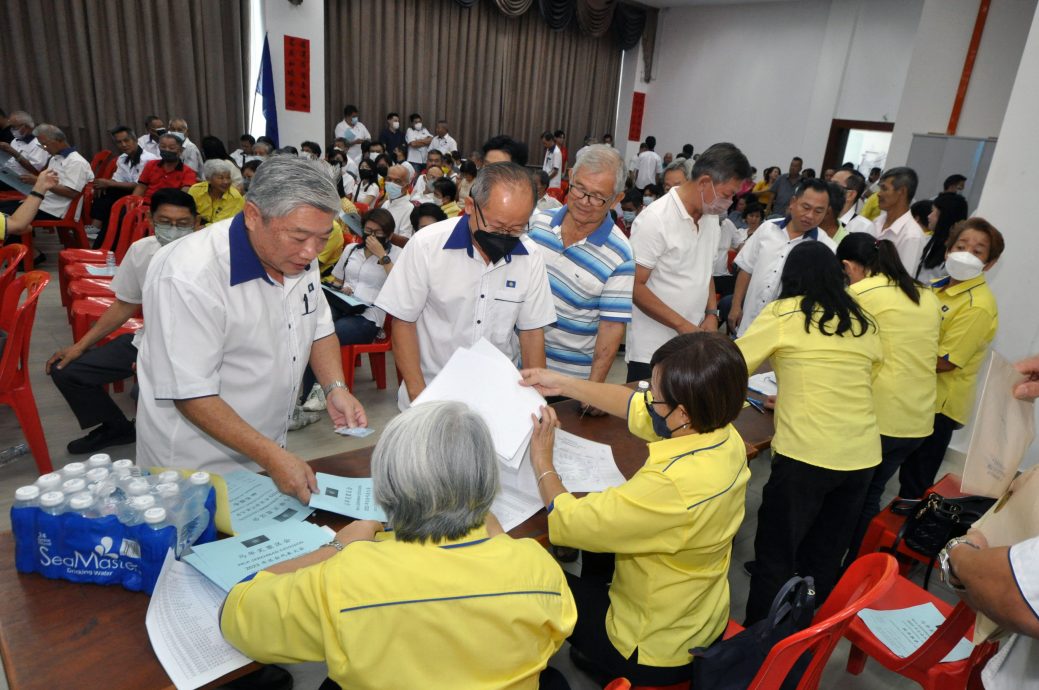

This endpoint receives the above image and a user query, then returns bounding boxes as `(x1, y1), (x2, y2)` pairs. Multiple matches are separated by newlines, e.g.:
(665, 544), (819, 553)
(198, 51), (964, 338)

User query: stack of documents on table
(857, 603), (974, 662)
(223, 470), (314, 534)
(309, 473), (388, 522)
(413, 338), (545, 469)
(748, 372), (778, 397)
(182, 521), (333, 592)
(148, 549), (251, 690)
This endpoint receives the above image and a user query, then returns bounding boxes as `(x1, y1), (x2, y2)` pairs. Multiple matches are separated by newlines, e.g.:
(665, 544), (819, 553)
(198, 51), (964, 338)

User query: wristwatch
(324, 380), (347, 397)
(322, 539), (345, 551)
(704, 309), (721, 317)
(29, 190), (46, 200)
(378, 255), (391, 265)
(938, 536), (980, 590)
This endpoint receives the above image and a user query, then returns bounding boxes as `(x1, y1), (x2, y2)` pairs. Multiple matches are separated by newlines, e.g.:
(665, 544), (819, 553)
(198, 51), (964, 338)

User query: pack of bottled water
(10, 454), (217, 594)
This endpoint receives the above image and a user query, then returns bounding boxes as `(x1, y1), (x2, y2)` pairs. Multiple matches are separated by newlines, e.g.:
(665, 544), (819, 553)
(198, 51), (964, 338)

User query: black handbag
(689, 576), (816, 690)
(888, 492), (996, 588)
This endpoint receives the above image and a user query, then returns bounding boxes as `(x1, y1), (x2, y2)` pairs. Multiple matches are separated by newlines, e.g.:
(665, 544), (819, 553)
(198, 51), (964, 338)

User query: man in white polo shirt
(529, 145), (633, 390)
(626, 143), (751, 382)
(0, 111), (49, 190)
(728, 178), (836, 337)
(542, 131), (563, 190)
(136, 157), (367, 502)
(377, 162), (556, 409)
(858, 166), (927, 276)
(831, 168), (873, 235)
(633, 136), (663, 191)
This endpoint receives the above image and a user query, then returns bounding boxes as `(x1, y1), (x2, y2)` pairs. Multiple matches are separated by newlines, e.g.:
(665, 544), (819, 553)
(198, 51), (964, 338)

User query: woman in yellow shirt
(736, 241), (882, 625)
(187, 159), (244, 226)
(753, 165), (779, 211)
(521, 332), (750, 685)
(837, 234), (942, 558)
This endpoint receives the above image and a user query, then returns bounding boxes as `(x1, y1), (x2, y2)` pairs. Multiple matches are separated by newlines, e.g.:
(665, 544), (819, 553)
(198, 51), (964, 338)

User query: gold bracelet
(536, 469), (560, 486)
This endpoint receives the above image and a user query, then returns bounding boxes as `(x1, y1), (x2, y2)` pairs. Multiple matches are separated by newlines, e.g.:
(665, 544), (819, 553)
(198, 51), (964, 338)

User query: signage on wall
(628, 91), (645, 142)
(284, 35), (310, 112)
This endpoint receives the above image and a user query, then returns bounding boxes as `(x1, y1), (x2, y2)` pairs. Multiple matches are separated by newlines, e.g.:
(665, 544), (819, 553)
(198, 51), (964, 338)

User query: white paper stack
(412, 338), (545, 469)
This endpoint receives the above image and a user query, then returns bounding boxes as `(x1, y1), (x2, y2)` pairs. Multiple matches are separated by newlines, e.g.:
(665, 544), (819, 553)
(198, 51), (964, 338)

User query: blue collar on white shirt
(441, 213), (529, 260)
(57, 146), (76, 157)
(229, 212), (276, 286)
(775, 216), (819, 240)
(550, 205), (614, 246)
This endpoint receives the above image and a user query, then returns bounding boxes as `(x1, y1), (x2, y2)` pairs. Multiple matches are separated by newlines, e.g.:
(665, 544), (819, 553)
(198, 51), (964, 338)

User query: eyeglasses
(568, 185), (611, 208)
(643, 389), (671, 409)
(472, 199), (528, 236)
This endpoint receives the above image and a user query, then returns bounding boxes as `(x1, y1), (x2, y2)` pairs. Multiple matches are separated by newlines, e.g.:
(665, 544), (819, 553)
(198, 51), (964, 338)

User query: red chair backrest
(0, 245), (28, 300)
(79, 182), (95, 225)
(97, 156), (118, 181)
(115, 208), (153, 262)
(547, 188), (566, 203)
(89, 150), (113, 175)
(354, 202), (369, 215)
(105, 195), (148, 256)
(0, 271), (50, 392)
(749, 553), (898, 690)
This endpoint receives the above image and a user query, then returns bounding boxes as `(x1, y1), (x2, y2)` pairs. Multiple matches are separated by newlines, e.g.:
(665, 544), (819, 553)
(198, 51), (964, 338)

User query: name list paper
(223, 470), (313, 534)
(309, 473), (389, 521)
(553, 430), (626, 492)
(147, 549), (251, 690)
(857, 603), (973, 663)
(183, 522), (332, 591)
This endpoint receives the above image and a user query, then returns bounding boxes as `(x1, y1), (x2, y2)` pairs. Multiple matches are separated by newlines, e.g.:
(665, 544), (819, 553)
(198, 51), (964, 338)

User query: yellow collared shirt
(221, 525), (576, 689)
(737, 296), (883, 470)
(548, 392), (750, 667)
(188, 182), (245, 226)
(851, 275), (942, 438)
(932, 275), (998, 424)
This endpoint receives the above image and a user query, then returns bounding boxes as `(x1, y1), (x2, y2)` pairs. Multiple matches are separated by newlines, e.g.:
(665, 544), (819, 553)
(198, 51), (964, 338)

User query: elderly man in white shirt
(0, 111), (50, 188)
(167, 118), (204, 175)
(381, 164), (416, 242)
(728, 178), (836, 337)
(430, 120), (458, 156)
(831, 168), (874, 235)
(334, 105), (371, 165)
(137, 115), (166, 158)
(377, 162), (556, 410)
(625, 143), (751, 382)
(856, 166), (927, 276)
(136, 157), (367, 503)
(23, 124), (94, 222)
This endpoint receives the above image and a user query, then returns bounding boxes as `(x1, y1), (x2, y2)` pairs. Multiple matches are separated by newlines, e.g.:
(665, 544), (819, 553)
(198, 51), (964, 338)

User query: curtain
(325, 0), (622, 160)
(0, 0), (250, 158)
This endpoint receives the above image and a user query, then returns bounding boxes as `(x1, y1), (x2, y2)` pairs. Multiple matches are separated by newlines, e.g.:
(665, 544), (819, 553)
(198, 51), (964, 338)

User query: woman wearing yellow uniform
(221, 402), (576, 689)
(187, 159), (244, 226)
(837, 234), (942, 557)
(899, 218), (1004, 498)
(736, 241), (882, 624)
(521, 332), (750, 685)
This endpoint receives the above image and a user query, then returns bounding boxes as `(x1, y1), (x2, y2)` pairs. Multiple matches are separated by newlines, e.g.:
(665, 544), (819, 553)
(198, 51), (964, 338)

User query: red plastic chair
(844, 575), (999, 689)
(0, 271), (54, 474)
(546, 187), (566, 203)
(353, 202), (370, 216)
(89, 150), (114, 176)
(60, 208), (151, 308)
(23, 184), (93, 270)
(66, 278), (116, 316)
(0, 245), (28, 301)
(339, 314), (401, 391)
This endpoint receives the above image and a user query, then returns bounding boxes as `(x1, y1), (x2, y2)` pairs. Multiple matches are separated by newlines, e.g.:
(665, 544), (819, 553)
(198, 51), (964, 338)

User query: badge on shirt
(506, 280), (516, 288)
(308, 282), (315, 292)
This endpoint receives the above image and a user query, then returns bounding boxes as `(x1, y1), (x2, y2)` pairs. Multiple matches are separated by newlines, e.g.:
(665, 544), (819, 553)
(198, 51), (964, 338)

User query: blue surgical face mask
(350, 116), (359, 125)
(622, 210), (636, 225)
(646, 395), (677, 439)
(643, 196), (654, 207)
(385, 181), (404, 200)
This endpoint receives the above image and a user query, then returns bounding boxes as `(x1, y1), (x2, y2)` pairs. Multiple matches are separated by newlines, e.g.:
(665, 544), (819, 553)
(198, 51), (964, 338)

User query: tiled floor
(0, 232), (967, 689)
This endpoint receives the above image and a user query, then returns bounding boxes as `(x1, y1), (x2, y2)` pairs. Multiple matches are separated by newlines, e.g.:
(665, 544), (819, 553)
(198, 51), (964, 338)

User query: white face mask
(390, 121), (400, 132)
(300, 151), (317, 160)
(153, 223), (193, 246)
(700, 181), (730, 215)
(413, 121), (423, 131)
(945, 251), (985, 281)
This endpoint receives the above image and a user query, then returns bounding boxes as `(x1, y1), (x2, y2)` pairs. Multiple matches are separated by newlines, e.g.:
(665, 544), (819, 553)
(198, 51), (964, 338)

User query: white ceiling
(636, 0), (794, 7)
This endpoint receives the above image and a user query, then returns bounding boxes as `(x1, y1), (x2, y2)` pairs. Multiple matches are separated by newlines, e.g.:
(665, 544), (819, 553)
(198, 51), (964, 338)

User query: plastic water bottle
(143, 507), (169, 529)
(121, 495), (157, 526)
(85, 467), (110, 485)
(61, 462), (87, 480)
(39, 491), (66, 515)
(61, 477), (87, 496)
(95, 484), (121, 517)
(154, 482), (181, 509)
(155, 470), (181, 487)
(106, 251), (116, 271)
(13, 485), (40, 508)
(87, 453), (112, 470)
(186, 471), (211, 505)
(36, 472), (63, 492)
(111, 458), (134, 474)
(68, 492), (97, 517)
(125, 478), (151, 497)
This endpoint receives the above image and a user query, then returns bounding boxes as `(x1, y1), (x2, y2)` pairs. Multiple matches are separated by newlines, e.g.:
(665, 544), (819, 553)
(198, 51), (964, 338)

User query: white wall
(632, 0), (921, 172)
(887, 0), (1038, 166)
(261, 0), (326, 149)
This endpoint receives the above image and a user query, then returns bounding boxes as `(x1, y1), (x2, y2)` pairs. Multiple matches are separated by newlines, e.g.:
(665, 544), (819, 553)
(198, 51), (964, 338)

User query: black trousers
(898, 413), (960, 499)
(626, 360), (652, 383)
(846, 434), (926, 560)
(49, 333), (137, 429)
(745, 453), (873, 625)
(565, 571), (694, 686)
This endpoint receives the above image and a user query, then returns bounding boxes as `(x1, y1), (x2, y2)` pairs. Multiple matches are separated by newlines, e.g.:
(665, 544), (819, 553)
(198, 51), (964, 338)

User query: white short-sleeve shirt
(330, 242), (402, 327)
(430, 134), (457, 156)
(543, 147), (563, 188)
(335, 120), (371, 164)
(382, 195), (416, 238)
(733, 218), (837, 336)
(405, 126), (432, 164)
(839, 208), (874, 236)
(40, 149), (93, 219)
(180, 138), (204, 175)
(4, 136), (49, 175)
(980, 535), (1039, 690)
(135, 214), (334, 474)
(714, 217), (744, 276)
(634, 150), (662, 189)
(139, 134), (160, 158)
(866, 210), (927, 277)
(625, 188), (719, 364)
(375, 215), (556, 402)
(113, 148), (160, 184)
(111, 235), (164, 348)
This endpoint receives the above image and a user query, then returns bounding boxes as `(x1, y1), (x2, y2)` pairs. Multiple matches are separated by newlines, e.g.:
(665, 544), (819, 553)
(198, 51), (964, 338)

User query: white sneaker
(288, 405), (321, 431)
(301, 383), (326, 411)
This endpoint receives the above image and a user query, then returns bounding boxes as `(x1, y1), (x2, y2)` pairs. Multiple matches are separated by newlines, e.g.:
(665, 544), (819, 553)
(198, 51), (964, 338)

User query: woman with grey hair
(221, 401), (576, 689)
(188, 158), (244, 226)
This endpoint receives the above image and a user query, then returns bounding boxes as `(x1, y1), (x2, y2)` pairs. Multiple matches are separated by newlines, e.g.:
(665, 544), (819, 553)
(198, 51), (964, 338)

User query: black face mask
(473, 230), (521, 264)
(376, 165), (389, 177)
(359, 168), (376, 180)
(364, 232), (391, 249)
(159, 150), (179, 163)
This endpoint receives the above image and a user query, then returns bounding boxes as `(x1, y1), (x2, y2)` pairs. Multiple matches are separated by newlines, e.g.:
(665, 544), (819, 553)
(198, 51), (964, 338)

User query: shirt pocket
(486, 289), (526, 344)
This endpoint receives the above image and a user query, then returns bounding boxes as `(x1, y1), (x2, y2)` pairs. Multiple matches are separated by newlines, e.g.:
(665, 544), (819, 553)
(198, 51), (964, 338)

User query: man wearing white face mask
(46, 189), (200, 454)
(405, 113), (433, 169)
(625, 143), (751, 382)
(334, 105), (370, 164)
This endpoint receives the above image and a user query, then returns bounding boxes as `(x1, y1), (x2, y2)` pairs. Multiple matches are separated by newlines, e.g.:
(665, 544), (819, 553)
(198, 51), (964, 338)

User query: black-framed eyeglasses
(643, 389), (671, 409)
(472, 198), (528, 236)
(569, 185), (611, 208)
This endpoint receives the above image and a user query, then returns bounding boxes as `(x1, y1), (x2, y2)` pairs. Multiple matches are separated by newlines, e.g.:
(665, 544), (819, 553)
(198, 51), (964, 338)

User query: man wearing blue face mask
(377, 162), (557, 410)
(46, 189), (199, 454)
(334, 105), (370, 165)
(380, 164), (416, 243)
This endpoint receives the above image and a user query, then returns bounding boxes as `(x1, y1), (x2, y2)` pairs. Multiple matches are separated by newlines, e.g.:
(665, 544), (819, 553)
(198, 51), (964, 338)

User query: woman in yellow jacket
(521, 332), (750, 685)
(837, 235), (942, 557)
(736, 241), (882, 624)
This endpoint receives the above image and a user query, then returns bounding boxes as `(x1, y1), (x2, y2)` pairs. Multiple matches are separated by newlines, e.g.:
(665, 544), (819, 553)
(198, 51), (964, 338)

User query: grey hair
(690, 142), (752, 184)
(253, 141), (273, 156)
(572, 144), (625, 195)
(372, 401), (499, 543)
(245, 155), (340, 218)
(203, 158), (233, 180)
(470, 161), (536, 208)
(32, 124), (66, 142)
(666, 159), (690, 179)
(10, 111), (35, 128)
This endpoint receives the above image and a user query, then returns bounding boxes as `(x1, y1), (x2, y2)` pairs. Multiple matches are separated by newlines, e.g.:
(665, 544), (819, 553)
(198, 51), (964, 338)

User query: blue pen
(746, 397), (766, 414)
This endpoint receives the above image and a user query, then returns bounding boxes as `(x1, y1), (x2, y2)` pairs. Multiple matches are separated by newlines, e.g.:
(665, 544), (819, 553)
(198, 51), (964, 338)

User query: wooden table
(0, 399), (773, 690)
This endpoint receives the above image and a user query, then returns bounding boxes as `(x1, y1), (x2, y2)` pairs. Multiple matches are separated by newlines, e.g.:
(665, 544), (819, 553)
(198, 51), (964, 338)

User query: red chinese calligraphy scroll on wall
(284, 35), (310, 112)
(628, 92), (646, 142)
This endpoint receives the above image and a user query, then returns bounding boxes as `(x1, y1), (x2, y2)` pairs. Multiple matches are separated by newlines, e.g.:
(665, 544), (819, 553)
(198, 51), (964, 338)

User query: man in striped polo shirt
(529, 145), (634, 412)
